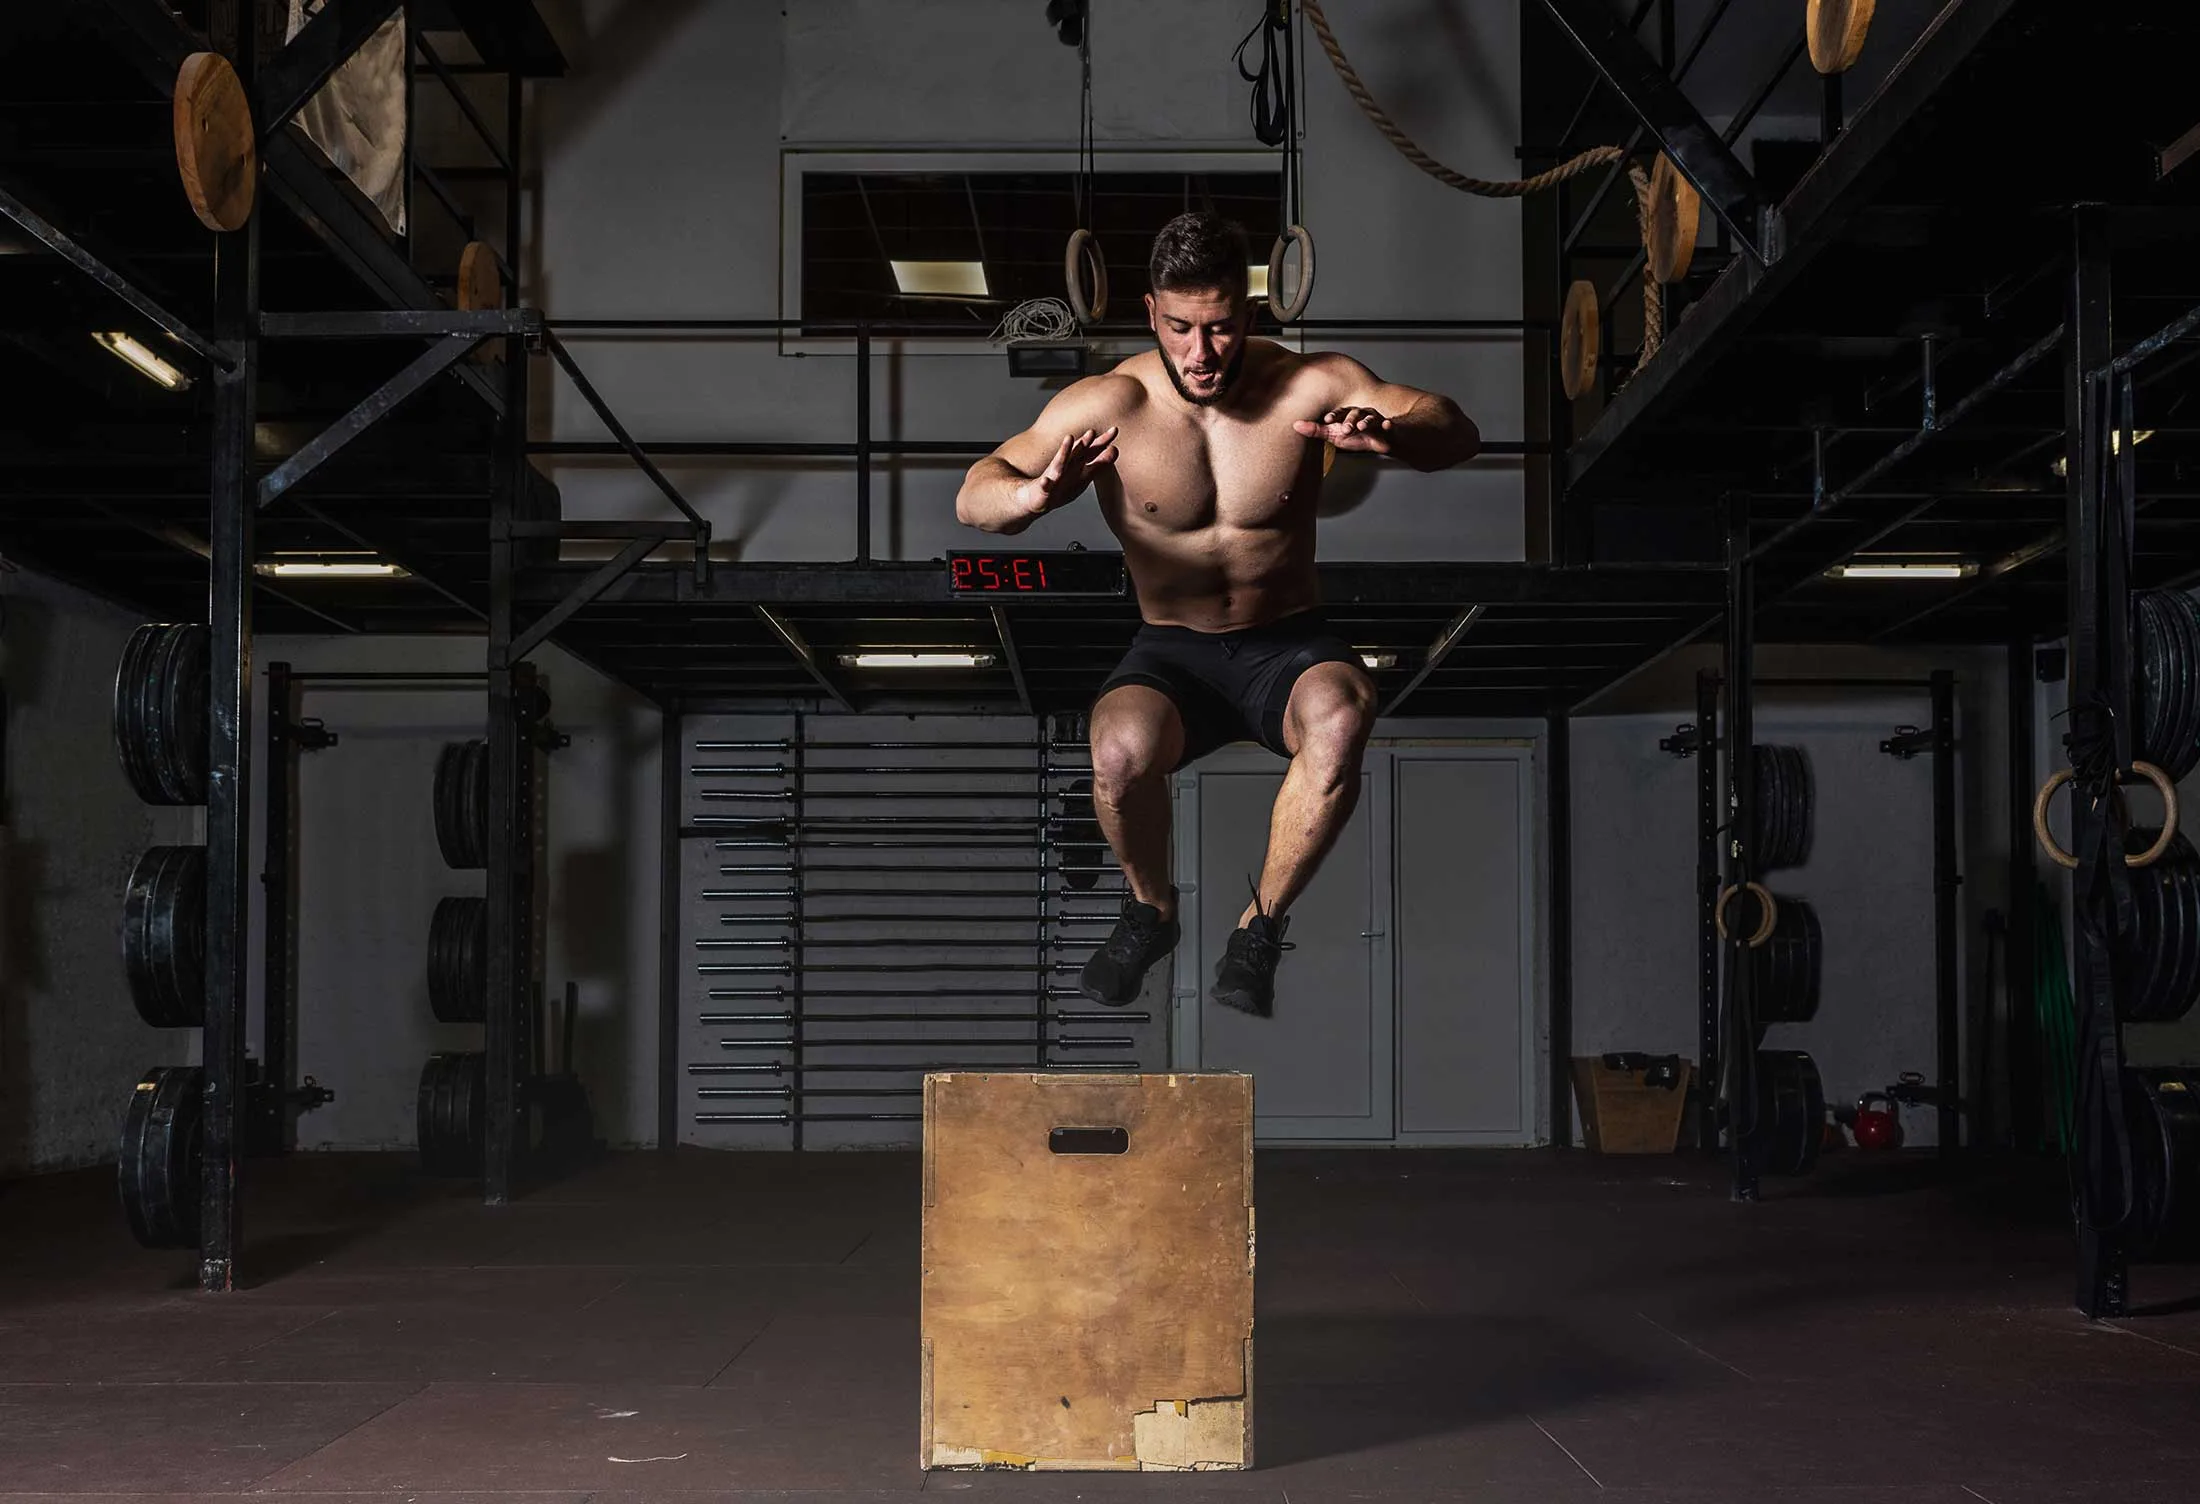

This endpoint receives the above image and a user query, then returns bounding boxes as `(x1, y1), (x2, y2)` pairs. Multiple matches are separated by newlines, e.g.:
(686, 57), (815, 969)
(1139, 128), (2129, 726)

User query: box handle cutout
(1050, 1126), (1129, 1155)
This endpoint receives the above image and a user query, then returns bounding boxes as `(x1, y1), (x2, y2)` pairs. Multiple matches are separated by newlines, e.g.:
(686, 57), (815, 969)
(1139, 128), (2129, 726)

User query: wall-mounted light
(255, 556), (407, 579)
(838, 650), (997, 669)
(1359, 652), (1398, 670)
(93, 331), (190, 390)
(890, 260), (989, 298)
(1826, 559), (1977, 581)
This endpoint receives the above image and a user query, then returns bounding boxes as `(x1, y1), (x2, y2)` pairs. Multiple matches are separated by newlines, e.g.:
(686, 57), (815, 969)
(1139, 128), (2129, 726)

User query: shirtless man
(956, 212), (1480, 1017)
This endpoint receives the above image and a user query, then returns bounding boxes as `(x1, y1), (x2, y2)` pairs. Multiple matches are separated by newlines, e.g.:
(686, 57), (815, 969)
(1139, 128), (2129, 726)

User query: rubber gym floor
(3, 1148), (2196, 1503)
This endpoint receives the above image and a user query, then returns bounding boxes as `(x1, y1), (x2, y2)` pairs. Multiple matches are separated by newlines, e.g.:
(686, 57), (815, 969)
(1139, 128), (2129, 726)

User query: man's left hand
(1294, 406), (1393, 454)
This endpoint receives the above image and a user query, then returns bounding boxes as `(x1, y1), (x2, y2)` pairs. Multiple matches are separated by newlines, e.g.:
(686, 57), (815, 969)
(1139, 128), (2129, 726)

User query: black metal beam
(1546, 711), (1573, 1149)
(1381, 606), (1485, 716)
(514, 561), (1726, 610)
(258, 308), (540, 339)
(1564, 0), (2023, 496)
(1721, 496), (1759, 1204)
(258, 0), (404, 134)
(990, 606), (1033, 718)
(1929, 669), (1960, 1159)
(753, 607), (855, 712)
(0, 178), (233, 371)
(510, 533), (665, 662)
(541, 332), (711, 546)
(1535, 0), (1764, 264)
(257, 335), (481, 507)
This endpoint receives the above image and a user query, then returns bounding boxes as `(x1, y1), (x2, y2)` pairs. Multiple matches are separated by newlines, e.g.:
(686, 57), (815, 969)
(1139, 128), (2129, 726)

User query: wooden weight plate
(173, 52), (256, 232)
(118, 1065), (204, 1248)
(1560, 280), (1600, 401)
(457, 241), (501, 311)
(1807, 0), (1876, 76)
(1646, 155), (1701, 285)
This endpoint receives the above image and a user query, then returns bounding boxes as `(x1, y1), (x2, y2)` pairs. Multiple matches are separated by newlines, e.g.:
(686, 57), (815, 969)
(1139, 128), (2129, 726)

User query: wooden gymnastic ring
(2032, 761), (2180, 871)
(1714, 882), (1778, 948)
(1807, 0), (1876, 75)
(457, 241), (505, 364)
(173, 51), (256, 232)
(1064, 229), (1108, 324)
(1265, 224), (1315, 322)
(1645, 154), (1700, 285)
(1560, 279), (1600, 401)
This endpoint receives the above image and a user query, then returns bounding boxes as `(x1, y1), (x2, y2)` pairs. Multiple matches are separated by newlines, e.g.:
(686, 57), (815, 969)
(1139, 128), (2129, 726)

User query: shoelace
(1235, 878), (1297, 966)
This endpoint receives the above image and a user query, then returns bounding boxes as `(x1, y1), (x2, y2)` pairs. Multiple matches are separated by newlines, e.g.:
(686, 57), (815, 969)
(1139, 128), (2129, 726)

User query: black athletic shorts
(1097, 608), (1363, 768)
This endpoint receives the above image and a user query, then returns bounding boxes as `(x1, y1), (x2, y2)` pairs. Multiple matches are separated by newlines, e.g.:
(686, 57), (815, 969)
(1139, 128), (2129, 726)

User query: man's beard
(1157, 335), (1246, 408)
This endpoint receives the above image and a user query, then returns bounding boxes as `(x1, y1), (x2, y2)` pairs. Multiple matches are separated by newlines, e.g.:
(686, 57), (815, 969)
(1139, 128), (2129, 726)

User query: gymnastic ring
(1064, 229), (1108, 324)
(1265, 225), (1316, 323)
(1714, 882), (1778, 948)
(2032, 761), (2180, 871)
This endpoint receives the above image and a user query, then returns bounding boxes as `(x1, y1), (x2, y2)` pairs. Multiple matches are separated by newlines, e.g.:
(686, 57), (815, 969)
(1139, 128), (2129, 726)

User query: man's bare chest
(1102, 417), (1319, 534)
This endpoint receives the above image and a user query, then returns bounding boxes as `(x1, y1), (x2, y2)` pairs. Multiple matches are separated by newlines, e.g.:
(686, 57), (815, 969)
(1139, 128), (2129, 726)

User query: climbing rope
(1301, 0), (1624, 198)
(1302, 0), (1662, 383)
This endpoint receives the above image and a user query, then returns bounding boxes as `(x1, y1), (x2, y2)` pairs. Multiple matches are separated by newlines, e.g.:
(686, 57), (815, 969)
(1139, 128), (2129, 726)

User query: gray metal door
(1175, 750), (1391, 1140)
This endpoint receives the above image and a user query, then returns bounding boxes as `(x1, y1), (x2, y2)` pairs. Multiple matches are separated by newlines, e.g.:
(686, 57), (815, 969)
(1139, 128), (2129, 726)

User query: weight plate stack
(417, 1050), (486, 1177)
(123, 845), (206, 1027)
(2138, 591), (2200, 782)
(2116, 828), (2200, 1023)
(1750, 745), (1814, 871)
(117, 1065), (203, 1248)
(434, 740), (490, 869)
(1751, 896), (1821, 1024)
(1753, 1049), (1826, 1177)
(427, 895), (488, 1024)
(111, 624), (209, 806)
(2126, 1066), (2200, 1258)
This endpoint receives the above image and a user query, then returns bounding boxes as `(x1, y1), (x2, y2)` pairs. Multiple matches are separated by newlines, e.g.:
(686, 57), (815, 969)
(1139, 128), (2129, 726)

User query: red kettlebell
(1853, 1092), (1904, 1151)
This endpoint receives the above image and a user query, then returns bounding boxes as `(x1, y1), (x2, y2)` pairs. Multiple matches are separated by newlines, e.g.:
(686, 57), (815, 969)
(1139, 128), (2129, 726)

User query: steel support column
(1694, 668), (1720, 1154)
(658, 710), (682, 1153)
(2063, 204), (2131, 1317)
(1931, 669), (1960, 1158)
(258, 662), (298, 1157)
(200, 0), (259, 1295)
(2006, 638), (2040, 1151)
(1547, 712), (1574, 1148)
(1721, 498), (1760, 1202)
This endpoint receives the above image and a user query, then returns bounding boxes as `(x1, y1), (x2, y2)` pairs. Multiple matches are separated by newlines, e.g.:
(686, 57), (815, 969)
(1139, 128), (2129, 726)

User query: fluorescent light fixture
(2052, 429), (2154, 478)
(837, 650), (997, 669)
(1359, 652), (1398, 670)
(1826, 559), (1977, 581)
(93, 331), (189, 390)
(889, 260), (989, 298)
(255, 557), (407, 579)
(1247, 263), (1270, 299)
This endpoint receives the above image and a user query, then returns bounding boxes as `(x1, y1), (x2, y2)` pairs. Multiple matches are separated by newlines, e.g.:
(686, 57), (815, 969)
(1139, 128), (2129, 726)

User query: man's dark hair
(1148, 211), (1250, 301)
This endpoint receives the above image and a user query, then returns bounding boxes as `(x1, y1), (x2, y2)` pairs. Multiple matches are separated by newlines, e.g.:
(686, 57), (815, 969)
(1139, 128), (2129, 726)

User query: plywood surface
(921, 1072), (1254, 1471)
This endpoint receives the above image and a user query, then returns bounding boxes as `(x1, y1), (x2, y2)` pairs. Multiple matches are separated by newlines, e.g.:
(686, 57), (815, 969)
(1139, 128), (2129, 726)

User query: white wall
(0, 569), (197, 1174)
(1570, 643), (2012, 1149)
(516, 0), (1527, 564)
(249, 636), (662, 1150)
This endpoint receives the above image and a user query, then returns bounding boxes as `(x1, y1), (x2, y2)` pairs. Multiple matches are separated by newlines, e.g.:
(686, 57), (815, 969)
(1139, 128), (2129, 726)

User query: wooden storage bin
(1571, 1055), (1693, 1153)
(921, 1071), (1254, 1472)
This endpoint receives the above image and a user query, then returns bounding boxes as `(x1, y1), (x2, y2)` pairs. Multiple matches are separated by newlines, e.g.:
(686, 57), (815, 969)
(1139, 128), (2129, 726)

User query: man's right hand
(1016, 426), (1119, 518)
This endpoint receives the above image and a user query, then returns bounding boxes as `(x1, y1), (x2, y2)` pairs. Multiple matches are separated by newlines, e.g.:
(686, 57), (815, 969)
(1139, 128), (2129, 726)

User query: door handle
(1360, 930), (1385, 939)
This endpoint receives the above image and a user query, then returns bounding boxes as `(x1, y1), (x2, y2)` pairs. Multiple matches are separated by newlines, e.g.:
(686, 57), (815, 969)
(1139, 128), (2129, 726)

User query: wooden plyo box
(1571, 1055), (1694, 1153)
(920, 1071), (1255, 1472)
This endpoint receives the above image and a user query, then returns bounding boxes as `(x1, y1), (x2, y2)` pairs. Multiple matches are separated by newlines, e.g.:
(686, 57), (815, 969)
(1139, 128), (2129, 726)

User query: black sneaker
(1079, 890), (1180, 1005)
(1211, 910), (1293, 1017)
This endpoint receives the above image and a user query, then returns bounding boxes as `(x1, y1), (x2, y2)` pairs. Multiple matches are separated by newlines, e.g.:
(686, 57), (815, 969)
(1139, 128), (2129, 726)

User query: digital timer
(945, 551), (1127, 597)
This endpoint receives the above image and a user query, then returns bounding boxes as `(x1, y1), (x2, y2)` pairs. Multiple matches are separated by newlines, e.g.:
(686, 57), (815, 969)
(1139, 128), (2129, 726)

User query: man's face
(1146, 286), (1251, 407)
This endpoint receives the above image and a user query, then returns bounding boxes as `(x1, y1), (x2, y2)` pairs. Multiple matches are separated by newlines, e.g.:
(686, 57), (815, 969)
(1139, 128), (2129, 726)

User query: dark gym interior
(4, 2), (2200, 1501)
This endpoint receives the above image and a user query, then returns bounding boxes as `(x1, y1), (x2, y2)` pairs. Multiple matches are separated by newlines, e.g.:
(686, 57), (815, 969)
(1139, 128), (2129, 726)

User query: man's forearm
(956, 458), (1039, 534)
(1385, 395), (1481, 472)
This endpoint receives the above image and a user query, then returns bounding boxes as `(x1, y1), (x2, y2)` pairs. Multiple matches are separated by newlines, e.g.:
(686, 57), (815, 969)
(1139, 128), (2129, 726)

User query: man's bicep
(1319, 353), (1438, 417)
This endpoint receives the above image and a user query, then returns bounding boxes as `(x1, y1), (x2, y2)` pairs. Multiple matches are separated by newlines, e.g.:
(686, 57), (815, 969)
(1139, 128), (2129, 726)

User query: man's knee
(1293, 677), (1376, 783)
(1091, 722), (1171, 805)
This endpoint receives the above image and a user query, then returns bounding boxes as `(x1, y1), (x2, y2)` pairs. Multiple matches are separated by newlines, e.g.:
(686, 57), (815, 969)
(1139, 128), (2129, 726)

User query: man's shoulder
(1068, 363), (1152, 416)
